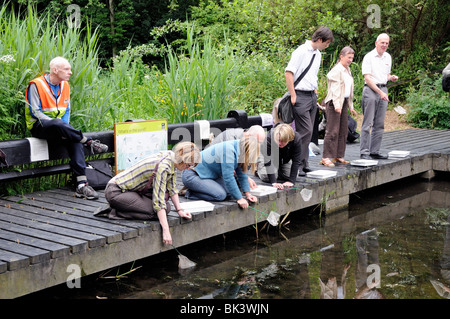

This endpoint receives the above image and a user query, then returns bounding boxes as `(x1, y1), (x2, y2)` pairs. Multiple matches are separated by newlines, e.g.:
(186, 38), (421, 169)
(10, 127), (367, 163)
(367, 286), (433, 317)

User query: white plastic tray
(306, 170), (337, 179)
(388, 150), (410, 158)
(350, 159), (378, 167)
(180, 200), (215, 213)
(250, 185), (278, 196)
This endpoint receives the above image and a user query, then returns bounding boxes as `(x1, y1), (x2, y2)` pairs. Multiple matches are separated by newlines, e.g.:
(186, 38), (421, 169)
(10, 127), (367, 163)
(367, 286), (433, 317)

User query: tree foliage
(1, 0), (449, 138)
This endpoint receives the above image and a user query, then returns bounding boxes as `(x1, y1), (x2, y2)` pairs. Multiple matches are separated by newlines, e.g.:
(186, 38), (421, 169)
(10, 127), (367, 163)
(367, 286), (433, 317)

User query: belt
(364, 83), (386, 88)
(295, 89), (315, 94)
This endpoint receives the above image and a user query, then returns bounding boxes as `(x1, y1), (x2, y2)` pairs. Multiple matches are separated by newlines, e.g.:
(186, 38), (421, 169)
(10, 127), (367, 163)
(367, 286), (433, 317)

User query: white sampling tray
(388, 150), (410, 158)
(179, 200), (215, 213)
(306, 170), (337, 179)
(350, 159), (378, 167)
(250, 185), (278, 196)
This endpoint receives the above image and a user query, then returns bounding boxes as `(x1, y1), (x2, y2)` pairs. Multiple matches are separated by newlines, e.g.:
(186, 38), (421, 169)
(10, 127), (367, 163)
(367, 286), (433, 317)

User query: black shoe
(370, 153), (388, 159)
(298, 170), (306, 176)
(303, 167), (312, 173)
(360, 154), (372, 160)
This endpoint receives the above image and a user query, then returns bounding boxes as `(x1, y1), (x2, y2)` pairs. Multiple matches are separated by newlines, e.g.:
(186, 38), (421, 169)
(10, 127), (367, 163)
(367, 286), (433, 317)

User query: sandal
(320, 158), (335, 167)
(333, 158), (349, 164)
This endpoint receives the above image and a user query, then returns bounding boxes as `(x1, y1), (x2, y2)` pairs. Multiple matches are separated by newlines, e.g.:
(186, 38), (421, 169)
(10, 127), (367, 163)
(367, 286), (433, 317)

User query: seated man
(25, 56), (108, 200)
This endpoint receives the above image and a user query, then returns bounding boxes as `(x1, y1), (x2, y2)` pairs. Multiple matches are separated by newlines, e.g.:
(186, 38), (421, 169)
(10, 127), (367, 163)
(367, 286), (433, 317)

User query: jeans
(182, 168), (229, 201)
(31, 118), (86, 180)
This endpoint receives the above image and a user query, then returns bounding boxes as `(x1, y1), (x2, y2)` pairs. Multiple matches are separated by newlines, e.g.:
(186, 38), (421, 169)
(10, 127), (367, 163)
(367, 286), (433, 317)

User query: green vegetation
(0, 0), (449, 141)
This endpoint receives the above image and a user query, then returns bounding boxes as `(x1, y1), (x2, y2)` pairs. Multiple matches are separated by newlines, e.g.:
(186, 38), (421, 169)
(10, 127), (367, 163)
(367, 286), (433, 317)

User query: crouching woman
(104, 142), (201, 245)
(182, 136), (260, 209)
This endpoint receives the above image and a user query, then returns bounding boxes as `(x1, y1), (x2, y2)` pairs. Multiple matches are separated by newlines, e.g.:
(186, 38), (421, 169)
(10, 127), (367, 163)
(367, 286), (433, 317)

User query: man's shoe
(86, 139), (108, 154)
(360, 154), (372, 160)
(370, 153), (388, 159)
(298, 170), (306, 176)
(303, 167), (313, 173)
(76, 183), (99, 200)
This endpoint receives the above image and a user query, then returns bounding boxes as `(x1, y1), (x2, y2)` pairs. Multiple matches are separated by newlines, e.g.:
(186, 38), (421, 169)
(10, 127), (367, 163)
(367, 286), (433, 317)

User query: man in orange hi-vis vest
(25, 56), (108, 200)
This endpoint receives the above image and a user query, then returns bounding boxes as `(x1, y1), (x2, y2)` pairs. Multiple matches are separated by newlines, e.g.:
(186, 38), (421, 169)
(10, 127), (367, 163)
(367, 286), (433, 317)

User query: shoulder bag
(278, 53), (316, 124)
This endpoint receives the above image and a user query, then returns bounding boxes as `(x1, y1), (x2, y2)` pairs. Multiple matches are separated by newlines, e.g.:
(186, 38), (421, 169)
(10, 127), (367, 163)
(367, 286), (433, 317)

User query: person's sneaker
(86, 139), (108, 154)
(76, 183), (99, 200)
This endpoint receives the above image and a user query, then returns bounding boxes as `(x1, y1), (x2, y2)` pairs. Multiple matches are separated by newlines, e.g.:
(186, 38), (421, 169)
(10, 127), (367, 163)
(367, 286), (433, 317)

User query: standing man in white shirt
(360, 33), (398, 160)
(285, 26), (334, 176)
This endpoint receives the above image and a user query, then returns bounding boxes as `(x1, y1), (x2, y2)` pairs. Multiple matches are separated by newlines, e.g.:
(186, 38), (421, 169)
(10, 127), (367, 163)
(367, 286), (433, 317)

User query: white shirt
(361, 48), (392, 85)
(285, 40), (322, 91)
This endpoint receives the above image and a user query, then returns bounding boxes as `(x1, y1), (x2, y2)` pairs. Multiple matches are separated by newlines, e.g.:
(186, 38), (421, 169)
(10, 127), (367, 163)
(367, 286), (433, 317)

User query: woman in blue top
(182, 136), (259, 209)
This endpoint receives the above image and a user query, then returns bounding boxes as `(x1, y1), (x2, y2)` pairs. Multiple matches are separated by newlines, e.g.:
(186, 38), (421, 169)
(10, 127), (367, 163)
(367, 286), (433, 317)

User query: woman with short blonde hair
(256, 123), (301, 189)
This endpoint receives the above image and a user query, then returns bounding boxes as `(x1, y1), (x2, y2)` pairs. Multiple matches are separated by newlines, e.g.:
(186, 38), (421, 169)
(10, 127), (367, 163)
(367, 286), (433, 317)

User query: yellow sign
(114, 119), (168, 174)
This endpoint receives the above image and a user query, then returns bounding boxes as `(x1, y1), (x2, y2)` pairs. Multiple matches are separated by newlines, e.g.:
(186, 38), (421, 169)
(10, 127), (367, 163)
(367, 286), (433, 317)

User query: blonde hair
(273, 124), (295, 144)
(238, 136), (260, 174)
(246, 125), (266, 143)
(172, 142), (201, 165)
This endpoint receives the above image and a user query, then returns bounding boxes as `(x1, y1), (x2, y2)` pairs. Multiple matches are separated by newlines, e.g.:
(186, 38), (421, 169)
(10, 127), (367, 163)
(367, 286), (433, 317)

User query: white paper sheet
(26, 137), (49, 162)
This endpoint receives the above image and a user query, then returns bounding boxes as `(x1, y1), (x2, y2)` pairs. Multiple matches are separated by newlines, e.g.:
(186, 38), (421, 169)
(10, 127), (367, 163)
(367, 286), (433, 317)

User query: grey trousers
(360, 86), (388, 155)
(256, 152), (292, 183)
(293, 90), (318, 170)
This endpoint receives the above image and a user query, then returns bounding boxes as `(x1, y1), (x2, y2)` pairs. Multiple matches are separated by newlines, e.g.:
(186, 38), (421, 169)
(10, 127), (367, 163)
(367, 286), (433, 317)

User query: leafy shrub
(406, 74), (450, 129)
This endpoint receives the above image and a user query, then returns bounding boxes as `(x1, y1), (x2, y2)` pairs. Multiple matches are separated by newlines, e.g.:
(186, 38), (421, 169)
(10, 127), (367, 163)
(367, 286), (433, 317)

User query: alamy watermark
(366, 4), (381, 29)
(366, 264), (381, 289)
(67, 4), (81, 29)
(66, 263), (81, 288)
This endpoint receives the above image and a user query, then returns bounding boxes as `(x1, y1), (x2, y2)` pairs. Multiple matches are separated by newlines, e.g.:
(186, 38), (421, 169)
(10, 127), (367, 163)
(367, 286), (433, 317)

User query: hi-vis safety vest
(25, 73), (70, 130)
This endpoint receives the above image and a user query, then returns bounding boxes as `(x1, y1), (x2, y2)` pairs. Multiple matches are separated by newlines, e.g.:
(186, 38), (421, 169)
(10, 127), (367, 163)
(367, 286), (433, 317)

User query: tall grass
(162, 26), (241, 123)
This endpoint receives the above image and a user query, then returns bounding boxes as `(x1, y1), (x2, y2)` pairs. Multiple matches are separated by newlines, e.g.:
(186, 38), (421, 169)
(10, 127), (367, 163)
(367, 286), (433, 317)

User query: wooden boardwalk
(0, 128), (449, 298)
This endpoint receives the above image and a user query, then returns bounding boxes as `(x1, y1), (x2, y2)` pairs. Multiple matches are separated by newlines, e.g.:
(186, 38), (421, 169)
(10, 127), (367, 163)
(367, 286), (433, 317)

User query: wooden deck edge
(0, 152), (449, 298)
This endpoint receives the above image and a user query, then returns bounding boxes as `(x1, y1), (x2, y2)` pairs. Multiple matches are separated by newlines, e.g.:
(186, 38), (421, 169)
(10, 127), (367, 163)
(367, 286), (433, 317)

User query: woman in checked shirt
(104, 142), (201, 245)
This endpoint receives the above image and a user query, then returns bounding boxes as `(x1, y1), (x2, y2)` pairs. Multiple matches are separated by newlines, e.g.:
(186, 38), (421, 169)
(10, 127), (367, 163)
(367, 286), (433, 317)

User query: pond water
(23, 175), (450, 300)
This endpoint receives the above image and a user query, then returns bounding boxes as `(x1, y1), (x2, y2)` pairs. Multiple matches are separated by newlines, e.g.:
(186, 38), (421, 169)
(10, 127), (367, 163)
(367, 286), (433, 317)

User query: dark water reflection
(26, 175), (450, 299)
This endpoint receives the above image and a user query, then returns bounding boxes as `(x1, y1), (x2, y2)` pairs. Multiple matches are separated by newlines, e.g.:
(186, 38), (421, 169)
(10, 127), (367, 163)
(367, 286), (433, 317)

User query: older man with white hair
(25, 56), (108, 200)
(360, 33), (398, 160)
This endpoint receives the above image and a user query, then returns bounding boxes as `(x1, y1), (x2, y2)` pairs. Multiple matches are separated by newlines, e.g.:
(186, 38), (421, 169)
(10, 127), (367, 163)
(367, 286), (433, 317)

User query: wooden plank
(46, 188), (109, 204)
(0, 204), (119, 244)
(0, 249), (29, 271)
(32, 190), (107, 210)
(0, 238), (50, 264)
(0, 220), (87, 254)
(0, 199), (139, 241)
(0, 211), (102, 249)
(0, 228), (70, 259)
(0, 260), (6, 273)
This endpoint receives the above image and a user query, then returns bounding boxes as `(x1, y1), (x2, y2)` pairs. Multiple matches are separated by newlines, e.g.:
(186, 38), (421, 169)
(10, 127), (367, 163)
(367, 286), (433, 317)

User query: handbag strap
(293, 53), (316, 88)
(139, 155), (169, 195)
